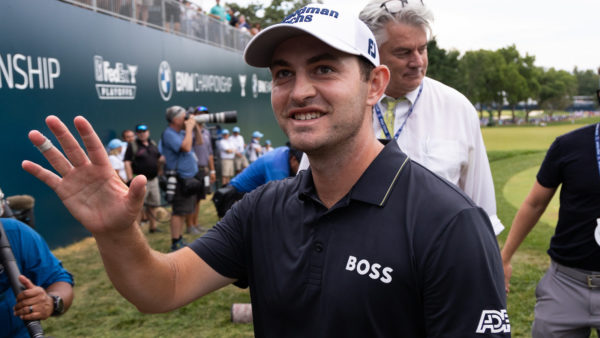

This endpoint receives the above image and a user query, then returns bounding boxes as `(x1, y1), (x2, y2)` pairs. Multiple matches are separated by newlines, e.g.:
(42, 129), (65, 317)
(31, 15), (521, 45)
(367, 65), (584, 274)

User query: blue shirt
(0, 219), (74, 338)
(159, 127), (198, 178)
(230, 146), (291, 193)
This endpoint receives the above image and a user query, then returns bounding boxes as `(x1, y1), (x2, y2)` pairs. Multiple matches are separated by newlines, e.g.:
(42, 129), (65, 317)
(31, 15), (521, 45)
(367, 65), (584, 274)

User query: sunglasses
(136, 125), (148, 132)
(380, 0), (424, 14)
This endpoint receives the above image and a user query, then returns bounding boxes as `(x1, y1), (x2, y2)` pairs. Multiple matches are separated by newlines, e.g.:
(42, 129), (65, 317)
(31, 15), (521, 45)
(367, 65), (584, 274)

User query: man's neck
(308, 135), (383, 209)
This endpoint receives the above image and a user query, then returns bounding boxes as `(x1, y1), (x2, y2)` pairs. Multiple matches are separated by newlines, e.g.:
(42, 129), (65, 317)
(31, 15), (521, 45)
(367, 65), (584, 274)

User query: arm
(124, 160), (133, 182)
(13, 278), (73, 320)
(179, 118), (196, 153)
(208, 154), (216, 183)
(22, 116), (234, 312)
(461, 107), (504, 235)
(501, 181), (556, 292)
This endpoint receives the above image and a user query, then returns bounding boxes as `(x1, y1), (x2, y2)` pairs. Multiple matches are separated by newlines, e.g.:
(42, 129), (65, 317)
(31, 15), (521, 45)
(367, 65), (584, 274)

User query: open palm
(22, 116), (146, 234)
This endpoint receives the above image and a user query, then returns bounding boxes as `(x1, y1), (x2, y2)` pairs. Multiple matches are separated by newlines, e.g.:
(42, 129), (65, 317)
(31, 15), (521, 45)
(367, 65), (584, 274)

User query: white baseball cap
(244, 3), (379, 68)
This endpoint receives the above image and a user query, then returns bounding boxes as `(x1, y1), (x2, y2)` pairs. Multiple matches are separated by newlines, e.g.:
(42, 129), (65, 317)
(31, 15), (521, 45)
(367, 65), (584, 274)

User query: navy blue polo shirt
(190, 141), (508, 337)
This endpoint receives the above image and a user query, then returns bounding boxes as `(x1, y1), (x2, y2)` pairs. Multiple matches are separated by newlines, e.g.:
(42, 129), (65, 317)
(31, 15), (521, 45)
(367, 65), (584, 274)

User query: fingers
(28, 129), (74, 177)
(73, 116), (110, 166)
(128, 175), (148, 211)
(14, 276), (52, 320)
(22, 160), (62, 191)
(45, 116), (91, 168)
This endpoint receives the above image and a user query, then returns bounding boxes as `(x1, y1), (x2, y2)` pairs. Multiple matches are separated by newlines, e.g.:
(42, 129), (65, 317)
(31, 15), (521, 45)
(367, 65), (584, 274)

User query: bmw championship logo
(158, 61), (173, 101)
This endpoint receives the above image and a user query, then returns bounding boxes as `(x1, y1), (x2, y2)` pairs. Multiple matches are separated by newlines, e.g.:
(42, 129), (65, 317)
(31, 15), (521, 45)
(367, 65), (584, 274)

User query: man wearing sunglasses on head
(359, 0), (504, 236)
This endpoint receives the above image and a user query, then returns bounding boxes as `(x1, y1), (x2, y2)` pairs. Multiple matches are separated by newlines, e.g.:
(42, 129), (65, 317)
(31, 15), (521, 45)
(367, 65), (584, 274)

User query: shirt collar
(298, 141), (410, 208)
(378, 81), (423, 106)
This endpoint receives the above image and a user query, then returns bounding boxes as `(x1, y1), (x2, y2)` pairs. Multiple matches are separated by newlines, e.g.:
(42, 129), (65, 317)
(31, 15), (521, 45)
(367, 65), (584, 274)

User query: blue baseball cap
(108, 138), (125, 150)
(252, 131), (264, 138)
(222, 129), (230, 135)
(265, 140), (271, 145)
(232, 126), (241, 133)
(135, 124), (148, 132)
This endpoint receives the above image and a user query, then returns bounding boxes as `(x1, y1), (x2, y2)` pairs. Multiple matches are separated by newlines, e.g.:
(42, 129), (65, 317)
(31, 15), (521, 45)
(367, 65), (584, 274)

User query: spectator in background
(218, 129), (235, 185)
(159, 106), (200, 251)
(236, 14), (250, 32)
(1, 218), (74, 338)
(209, 0), (227, 22)
(107, 139), (127, 183)
(358, 0), (504, 235)
(246, 131), (263, 164)
(227, 7), (238, 27)
(120, 129), (135, 160)
(230, 143), (302, 194)
(135, 0), (151, 25)
(182, 0), (198, 35)
(250, 22), (261, 36)
(165, 0), (182, 33)
(501, 124), (600, 337)
(230, 126), (247, 175)
(263, 139), (274, 154)
(124, 124), (164, 234)
(187, 106), (217, 235)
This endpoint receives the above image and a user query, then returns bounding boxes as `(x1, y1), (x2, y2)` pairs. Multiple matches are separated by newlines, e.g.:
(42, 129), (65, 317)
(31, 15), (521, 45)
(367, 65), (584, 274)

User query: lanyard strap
(374, 82), (424, 140)
(595, 123), (600, 177)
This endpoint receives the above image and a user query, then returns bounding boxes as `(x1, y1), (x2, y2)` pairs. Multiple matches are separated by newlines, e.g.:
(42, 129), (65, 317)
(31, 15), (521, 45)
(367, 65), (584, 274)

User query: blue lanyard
(595, 123), (600, 174)
(374, 82), (424, 140)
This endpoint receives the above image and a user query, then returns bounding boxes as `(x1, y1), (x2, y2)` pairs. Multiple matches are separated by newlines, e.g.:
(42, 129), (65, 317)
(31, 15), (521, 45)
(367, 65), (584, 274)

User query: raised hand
(22, 116), (146, 235)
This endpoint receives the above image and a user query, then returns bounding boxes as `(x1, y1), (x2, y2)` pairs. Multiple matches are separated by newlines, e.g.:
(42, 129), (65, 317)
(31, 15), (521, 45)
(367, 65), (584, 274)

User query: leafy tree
(573, 67), (600, 96)
(498, 45), (539, 122)
(426, 39), (462, 91)
(227, 0), (321, 29)
(460, 49), (506, 124)
(537, 68), (577, 116)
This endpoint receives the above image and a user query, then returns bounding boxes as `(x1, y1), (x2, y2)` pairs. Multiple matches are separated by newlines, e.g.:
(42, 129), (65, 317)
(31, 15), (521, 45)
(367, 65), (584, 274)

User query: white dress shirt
(373, 77), (503, 234)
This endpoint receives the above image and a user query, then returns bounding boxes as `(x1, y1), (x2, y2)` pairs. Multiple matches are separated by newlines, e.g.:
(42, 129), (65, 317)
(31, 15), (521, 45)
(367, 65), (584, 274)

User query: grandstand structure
(61, 0), (252, 52)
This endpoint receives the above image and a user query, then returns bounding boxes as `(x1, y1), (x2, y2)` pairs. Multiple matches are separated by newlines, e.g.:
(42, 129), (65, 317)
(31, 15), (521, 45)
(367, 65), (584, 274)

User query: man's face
(123, 130), (135, 143)
(379, 22), (428, 98)
(170, 113), (185, 129)
(136, 130), (149, 141)
(269, 35), (371, 156)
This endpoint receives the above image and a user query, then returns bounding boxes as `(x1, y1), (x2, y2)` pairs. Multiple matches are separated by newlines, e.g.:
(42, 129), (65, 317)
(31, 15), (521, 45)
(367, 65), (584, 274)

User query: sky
(195, 0), (600, 72)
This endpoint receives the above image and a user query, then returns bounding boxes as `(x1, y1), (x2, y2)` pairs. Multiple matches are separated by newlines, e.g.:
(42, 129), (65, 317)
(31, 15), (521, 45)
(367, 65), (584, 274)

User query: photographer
(159, 106), (203, 251)
(1, 218), (74, 337)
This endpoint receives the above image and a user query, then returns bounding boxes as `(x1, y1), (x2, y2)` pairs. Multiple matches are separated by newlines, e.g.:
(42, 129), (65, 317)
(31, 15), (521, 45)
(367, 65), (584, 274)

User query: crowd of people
(103, 105), (276, 251)
(4, 1), (599, 337)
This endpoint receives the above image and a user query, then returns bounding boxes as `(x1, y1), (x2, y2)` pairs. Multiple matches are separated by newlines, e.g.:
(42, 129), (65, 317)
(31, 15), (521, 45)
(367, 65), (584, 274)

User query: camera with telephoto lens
(194, 110), (237, 124)
(164, 170), (177, 203)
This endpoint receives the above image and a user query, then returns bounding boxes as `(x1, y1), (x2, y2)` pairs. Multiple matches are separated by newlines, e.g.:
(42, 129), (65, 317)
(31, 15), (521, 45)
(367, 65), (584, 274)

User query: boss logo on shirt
(345, 255), (393, 284)
(476, 309), (510, 334)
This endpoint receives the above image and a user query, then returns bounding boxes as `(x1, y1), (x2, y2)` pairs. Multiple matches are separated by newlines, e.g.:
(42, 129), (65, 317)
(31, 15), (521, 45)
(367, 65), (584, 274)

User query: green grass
(43, 118), (600, 337)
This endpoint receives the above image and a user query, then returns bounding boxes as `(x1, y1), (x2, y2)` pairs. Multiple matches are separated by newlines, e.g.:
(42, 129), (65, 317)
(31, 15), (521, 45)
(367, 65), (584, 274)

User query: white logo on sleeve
(476, 309), (510, 334)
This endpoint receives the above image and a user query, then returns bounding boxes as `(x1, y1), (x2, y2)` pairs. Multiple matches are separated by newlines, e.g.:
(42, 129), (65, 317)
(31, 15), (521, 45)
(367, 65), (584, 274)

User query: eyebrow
(270, 52), (341, 69)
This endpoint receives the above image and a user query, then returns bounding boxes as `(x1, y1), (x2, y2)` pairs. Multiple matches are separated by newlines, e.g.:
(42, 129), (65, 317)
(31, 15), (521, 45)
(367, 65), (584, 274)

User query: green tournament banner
(0, 0), (280, 247)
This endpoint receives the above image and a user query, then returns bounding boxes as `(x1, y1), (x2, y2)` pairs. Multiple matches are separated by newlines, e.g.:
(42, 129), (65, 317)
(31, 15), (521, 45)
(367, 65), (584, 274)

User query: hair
(359, 1), (434, 47)
(121, 129), (134, 138)
(358, 56), (376, 82)
(109, 147), (121, 156)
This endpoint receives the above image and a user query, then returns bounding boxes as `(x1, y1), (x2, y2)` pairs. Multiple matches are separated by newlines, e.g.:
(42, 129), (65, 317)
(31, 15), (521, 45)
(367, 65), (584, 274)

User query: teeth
(294, 112), (322, 120)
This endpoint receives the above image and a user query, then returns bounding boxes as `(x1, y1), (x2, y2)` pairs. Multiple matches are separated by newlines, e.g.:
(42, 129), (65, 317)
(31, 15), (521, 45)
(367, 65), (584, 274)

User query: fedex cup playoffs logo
(158, 61), (173, 101)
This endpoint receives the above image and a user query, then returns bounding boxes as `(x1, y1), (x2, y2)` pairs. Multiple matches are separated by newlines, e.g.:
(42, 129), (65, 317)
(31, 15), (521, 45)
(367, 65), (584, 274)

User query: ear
(366, 65), (390, 106)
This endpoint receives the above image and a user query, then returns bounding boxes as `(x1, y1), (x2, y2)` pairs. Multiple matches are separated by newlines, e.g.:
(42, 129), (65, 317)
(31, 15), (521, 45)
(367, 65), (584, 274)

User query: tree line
(226, 0), (599, 123)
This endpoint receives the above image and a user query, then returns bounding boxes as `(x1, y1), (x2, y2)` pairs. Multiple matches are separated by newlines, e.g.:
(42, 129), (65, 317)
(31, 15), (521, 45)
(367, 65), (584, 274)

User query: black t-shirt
(190, 141), (509, 337)
(537, 123), (600, 271)
(123, 139), (161, 180)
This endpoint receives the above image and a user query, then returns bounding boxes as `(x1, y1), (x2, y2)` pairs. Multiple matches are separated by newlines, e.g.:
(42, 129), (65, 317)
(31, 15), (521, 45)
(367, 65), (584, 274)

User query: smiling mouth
(292, 112), (323, 120)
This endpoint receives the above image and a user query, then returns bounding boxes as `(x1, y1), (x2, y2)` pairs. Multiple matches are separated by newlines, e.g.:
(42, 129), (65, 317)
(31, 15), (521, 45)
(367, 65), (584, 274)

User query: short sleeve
(188, 195), (251, 288)
(537, 137), (563, 188)
(421, 208), (509, 337)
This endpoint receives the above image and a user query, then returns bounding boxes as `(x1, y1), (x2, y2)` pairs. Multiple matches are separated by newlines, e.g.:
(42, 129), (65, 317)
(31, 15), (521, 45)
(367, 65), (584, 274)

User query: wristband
(210, 170), (216, 174)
